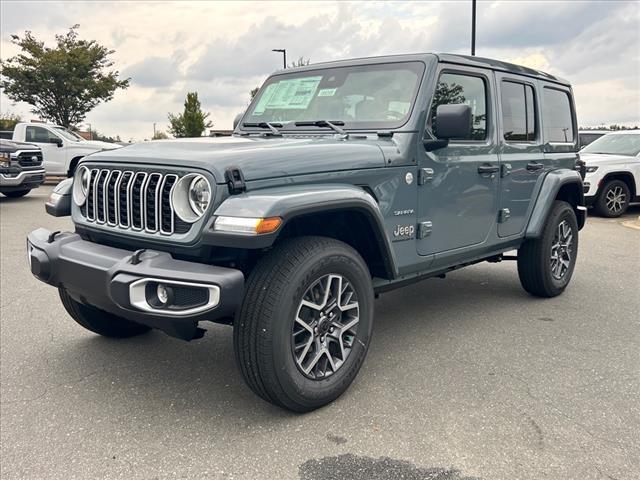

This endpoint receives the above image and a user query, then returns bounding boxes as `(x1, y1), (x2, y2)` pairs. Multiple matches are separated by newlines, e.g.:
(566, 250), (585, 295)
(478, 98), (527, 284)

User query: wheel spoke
(292, 273), (360, 379)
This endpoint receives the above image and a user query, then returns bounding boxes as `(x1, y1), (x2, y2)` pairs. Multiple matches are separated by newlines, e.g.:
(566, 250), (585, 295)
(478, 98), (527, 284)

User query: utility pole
(471, 0), (477, 56)
(153, 122), (156, 138)
(272, 49), (287, 69)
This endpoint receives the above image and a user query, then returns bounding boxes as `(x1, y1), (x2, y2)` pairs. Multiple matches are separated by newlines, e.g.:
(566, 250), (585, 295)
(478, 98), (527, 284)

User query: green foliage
(91, 130), (121, 143)
(168, 92), (212, 137)
(152, 130), (169, 140)
(579, 125), (640, 131)
(289, 57), (311, 68)
(0, 112), (22, 131)
(0, 25), (129, 128)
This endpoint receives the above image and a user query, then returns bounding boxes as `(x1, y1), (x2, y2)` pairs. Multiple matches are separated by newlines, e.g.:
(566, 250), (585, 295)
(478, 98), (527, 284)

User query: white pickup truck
(8, 123), (121, 176)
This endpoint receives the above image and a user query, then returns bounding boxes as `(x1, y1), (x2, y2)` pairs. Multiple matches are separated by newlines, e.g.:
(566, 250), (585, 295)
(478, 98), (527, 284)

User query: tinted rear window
(542, 88), (574, 143)
(501, 81), (536, 141)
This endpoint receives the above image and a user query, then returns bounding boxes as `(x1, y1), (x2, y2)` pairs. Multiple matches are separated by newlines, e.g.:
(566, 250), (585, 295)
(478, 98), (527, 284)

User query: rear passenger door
(495, 74), (545, 237)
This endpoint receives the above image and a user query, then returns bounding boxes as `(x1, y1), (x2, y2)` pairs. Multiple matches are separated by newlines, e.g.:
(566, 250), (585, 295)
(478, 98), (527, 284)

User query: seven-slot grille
(83, 168), (190, 235)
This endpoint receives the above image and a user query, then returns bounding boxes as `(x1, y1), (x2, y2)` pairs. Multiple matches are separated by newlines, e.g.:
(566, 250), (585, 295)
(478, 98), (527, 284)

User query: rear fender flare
(525, 169), (585, 238)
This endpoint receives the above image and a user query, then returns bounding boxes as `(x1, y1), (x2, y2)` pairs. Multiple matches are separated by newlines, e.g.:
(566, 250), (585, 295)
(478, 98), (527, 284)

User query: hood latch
(225, 166), (246, 194)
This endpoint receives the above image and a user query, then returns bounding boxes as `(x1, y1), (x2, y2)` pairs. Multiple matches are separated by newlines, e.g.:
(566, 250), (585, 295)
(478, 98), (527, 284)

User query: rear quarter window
(542, 88), (575, 143)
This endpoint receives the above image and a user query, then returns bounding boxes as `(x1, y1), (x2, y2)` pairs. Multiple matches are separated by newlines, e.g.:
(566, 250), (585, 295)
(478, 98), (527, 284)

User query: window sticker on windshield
(253, 77), (322, 113)
(317, 88), (337, 97)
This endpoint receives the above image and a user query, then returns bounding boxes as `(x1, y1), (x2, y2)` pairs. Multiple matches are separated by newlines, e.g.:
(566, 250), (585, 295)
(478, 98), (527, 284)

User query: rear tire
(517, 201), (578, 298)
(234, 236), (374, 412)
(595, 179), (630, 217)
(59, 288), (151, 338)
(2, 189), (31, 198)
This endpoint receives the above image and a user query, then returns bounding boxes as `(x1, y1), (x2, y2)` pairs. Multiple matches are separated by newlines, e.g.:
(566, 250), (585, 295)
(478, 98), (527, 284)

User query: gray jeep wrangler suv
(28, 53), (586, 412)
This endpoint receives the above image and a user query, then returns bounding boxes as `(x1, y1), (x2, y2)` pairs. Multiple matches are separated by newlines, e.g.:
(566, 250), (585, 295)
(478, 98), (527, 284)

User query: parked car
(8, 123), (121, 177)
(28, 53), (585, 412)
(0, 139), (46, 198)
(579, 130), (609, 148)
(580, 130), (640, 217)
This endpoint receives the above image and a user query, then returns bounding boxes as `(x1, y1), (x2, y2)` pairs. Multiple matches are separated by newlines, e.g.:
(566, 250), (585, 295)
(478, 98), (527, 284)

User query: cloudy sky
(1, 0), (638, 140)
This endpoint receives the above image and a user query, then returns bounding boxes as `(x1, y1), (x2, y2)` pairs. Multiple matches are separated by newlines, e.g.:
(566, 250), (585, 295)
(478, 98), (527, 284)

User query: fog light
(156, 283), (173, 307)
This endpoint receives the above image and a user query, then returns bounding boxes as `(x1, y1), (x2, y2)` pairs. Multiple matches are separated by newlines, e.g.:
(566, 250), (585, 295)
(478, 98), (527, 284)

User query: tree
(168, 92), (212, 137)
(0, 25), (129, 128)
(250, 87), (259, 100)
(0, 112), (22, 131)
(289, 57), (310, 68)
(152, 130), (169, 140)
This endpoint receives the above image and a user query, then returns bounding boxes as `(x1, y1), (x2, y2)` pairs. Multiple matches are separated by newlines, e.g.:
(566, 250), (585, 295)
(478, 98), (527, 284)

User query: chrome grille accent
(84, 168), (183, 235)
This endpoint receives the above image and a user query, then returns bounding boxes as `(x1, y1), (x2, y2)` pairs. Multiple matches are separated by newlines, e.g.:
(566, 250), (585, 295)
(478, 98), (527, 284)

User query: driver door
(417, 67), (499, 261)
(25, 125), (66, 175)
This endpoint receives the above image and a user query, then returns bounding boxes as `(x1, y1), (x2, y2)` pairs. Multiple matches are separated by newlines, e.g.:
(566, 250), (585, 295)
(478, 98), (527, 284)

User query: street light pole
(471, 0), (477, 56)
(272, 49), (287, 69)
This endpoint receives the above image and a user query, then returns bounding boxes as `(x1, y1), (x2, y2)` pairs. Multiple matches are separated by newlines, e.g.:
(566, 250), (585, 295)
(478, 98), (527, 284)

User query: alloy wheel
(292, 274), (359, 379)
(605, 186), (626, 214)
(550, 220), (574, 280)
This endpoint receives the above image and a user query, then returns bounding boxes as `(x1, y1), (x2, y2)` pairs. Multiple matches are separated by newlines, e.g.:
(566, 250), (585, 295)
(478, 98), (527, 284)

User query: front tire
(234, 236), (374, 412)
(59, 288), (152, 338)
(517, 201), (579, 298)
(595, 179), (630, 217)
(2, 189), (31, 198)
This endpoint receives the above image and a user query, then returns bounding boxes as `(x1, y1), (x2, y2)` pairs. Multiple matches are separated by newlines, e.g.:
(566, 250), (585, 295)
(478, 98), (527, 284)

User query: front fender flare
(203, 184), (397, 276)
(525, 169), (585, 238)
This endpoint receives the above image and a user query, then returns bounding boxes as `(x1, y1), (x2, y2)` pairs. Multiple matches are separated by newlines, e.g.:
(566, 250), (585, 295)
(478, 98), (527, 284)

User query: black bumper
(27, 228), (244, 340)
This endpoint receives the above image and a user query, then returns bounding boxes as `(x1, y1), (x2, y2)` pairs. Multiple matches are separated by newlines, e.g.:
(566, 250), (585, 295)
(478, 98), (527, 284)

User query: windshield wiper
(294, 120), (347, 137)
(242, 122), (283, 136)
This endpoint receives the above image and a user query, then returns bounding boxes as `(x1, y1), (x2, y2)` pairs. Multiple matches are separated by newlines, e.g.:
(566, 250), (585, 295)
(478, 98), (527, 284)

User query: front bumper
(27, 228), (244, 340)
(0, 168), (46, 189)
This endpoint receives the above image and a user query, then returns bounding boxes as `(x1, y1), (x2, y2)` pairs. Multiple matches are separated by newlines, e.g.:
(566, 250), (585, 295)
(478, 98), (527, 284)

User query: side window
(25, 126), (59, 143)
(542, 88), (574, 143)
(431, 72), (487, 140)
(501, 81), (536, 141)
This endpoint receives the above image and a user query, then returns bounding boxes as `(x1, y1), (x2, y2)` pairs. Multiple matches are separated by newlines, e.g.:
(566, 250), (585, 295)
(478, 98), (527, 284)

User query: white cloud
(1, 0), (638, 139)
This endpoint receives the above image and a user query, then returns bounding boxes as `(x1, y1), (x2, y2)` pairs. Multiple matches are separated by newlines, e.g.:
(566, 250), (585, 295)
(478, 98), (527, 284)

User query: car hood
(0, 139), (39, 152)
(75, 140), (121, 150)
(85, 136), (387, 182)
(580, 152), (637, 166)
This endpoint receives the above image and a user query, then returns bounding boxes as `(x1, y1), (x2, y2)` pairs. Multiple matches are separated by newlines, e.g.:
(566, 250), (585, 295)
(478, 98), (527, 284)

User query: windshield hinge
(225, 167), (246, 194)
(418, 168), (434, 185)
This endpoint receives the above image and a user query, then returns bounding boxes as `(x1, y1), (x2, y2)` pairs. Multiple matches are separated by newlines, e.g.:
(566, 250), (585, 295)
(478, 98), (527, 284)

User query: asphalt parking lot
(1, 185), (638, 480)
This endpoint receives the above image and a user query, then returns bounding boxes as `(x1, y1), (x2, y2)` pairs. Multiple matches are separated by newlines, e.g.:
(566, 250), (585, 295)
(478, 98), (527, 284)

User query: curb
(621, 216), (640, 231)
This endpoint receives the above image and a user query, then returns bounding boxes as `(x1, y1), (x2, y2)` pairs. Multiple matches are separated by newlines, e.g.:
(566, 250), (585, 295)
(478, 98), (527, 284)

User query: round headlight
(73, 166), (90, 205)
(171, 174), (213, 223)
(189, 176), (211, 216)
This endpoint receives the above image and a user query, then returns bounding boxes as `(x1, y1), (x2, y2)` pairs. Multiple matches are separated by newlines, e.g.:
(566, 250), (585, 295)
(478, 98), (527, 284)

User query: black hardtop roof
(276, 52), (570, 87)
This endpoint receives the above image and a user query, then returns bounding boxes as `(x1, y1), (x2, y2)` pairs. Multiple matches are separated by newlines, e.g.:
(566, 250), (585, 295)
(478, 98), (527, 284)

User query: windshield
(581, 133), (640, 156)
(53, 126), (84, 142)
(244, 61), (425, 130)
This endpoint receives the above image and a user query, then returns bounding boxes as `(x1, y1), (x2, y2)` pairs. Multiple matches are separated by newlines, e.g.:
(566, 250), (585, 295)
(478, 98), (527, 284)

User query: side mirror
(233, 113), (243, 130)
(50, 138), (63, 147)
(424, 104), (472, 151)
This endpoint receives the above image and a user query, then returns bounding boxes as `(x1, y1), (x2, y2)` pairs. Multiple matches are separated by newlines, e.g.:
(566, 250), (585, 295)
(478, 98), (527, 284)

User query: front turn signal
(255, 217), (282, 234)
(214, 216), (282, 235)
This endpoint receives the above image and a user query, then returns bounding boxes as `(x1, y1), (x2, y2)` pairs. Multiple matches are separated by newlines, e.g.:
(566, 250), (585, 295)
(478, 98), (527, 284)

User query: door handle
(526, 162), (544, 172)
(477, 163), (499, 175)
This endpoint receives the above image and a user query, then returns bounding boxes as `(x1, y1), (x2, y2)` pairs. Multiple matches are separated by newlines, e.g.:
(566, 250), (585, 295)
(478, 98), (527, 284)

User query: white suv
(580, 130), (640, 217)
